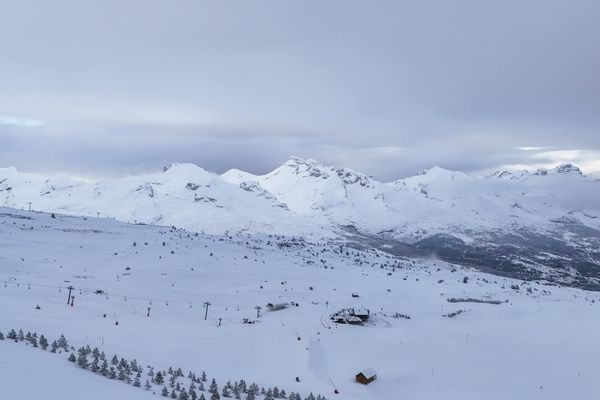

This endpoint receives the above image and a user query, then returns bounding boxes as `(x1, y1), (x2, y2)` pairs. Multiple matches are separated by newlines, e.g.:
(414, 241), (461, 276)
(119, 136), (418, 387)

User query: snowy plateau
(1, 157), (600, 399)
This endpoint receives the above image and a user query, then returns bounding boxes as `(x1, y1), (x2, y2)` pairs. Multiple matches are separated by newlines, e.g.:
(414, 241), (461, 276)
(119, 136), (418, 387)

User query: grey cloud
(0, 0), (599, 180)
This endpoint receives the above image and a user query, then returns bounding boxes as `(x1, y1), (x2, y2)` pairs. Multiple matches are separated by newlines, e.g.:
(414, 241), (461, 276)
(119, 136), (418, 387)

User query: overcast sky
(1, 0), (599, 180)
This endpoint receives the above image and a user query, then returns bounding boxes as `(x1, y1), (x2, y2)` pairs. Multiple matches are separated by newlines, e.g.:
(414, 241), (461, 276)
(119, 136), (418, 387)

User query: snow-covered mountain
(2, 158), (599, 289)
(0, 163), (327, 237)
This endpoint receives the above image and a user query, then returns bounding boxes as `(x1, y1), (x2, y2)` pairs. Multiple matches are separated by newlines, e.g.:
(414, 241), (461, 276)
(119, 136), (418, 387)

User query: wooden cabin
(355, 368), (377, 385)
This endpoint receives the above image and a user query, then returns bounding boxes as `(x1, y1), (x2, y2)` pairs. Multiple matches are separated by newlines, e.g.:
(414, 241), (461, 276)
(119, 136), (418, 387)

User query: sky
(1, 0), (599, 180)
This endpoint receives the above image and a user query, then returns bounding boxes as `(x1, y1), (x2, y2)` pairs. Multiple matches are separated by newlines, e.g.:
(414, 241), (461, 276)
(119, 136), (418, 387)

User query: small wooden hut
(355, 368), (377, 385)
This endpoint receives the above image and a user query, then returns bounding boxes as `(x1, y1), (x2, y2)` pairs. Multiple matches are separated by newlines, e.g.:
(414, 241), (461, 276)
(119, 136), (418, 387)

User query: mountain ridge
(2, 158), (599, 289)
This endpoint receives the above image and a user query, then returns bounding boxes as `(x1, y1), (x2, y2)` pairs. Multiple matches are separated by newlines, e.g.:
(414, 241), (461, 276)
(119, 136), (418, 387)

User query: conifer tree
(145, 379), (152, 390)
(101, 360), (109, 376)
(134, 373), (141, 387)
(58, 334), (68, 350)
(91, 356), (100, 372)
(162, 387), (169, 397)
(154, 371), (165, 385)
(210, 379), (218, 394)
(39, 335), (48, 350)
(222, 386), (230, 398)
(118, 364), (127, 380)
(68, 352), (76, 362)
(77, 351), (88, 368)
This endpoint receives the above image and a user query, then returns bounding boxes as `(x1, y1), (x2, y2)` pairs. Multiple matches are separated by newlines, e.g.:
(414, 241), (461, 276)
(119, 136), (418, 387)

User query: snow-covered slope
(2, 207), (600, 400)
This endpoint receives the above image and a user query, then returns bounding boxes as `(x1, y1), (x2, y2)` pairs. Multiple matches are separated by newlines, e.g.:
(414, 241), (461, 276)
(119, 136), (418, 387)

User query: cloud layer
(1, 0), (599, 179)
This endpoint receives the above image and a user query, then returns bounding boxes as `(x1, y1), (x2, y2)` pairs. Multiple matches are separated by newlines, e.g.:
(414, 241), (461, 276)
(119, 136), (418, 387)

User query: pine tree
(77, 351), (88, 368)
(179, 390), (189, 400)
(91, 356), (100, 372)
(170, 389), (177, 399)
(201, 371), (207, 382)
(58, 334), (69, 350)
(118, 364), (127, 380)
(145, 379), (152, 390)
(222, 386), (230, 398)
(245, 392), (255, 400)
(39, 335), (48, 350)
(210, 379), (218, 394)
(101, 359), (109, 376)
(7, 329), (17, 340)
(111, 355), (119, 365)
(0, 331), (4, 340)
(109, 367), (117, 379)
(18, 329), (24, 341)
(134, 373), (141, 387)
(199, 395), (206, 400)
(162, 387), (169, 397)
(68, 352), (76, 362)
(154, 371), (165, 385)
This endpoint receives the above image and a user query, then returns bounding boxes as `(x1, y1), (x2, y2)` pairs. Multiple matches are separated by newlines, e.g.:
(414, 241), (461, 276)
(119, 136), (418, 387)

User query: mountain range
(2, 157), (599, 289)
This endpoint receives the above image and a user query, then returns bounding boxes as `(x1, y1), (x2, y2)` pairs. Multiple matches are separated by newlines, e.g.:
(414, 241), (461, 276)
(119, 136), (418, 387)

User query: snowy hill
(2, 158), (600, 289)
(1, 207), (600, 400)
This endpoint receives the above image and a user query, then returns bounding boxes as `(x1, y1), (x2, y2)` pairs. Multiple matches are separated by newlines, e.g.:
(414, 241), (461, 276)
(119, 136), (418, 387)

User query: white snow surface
(1, 207), (600, 399)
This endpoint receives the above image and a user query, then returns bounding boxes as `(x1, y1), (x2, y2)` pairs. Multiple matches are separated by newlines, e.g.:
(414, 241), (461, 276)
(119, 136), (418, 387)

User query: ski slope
(2, 207), (600, 399)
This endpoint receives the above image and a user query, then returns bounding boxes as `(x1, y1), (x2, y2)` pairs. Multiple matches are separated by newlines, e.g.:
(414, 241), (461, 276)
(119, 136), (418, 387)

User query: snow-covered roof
(359, 368), (377, 378)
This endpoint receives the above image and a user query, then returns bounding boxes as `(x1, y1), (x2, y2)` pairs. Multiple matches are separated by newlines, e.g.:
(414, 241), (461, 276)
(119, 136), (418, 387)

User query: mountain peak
(279, 156), (373, 186)
(162, 163), (206, 174)
(554, 163), (582, 175)
(416, 166), (470, 181)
